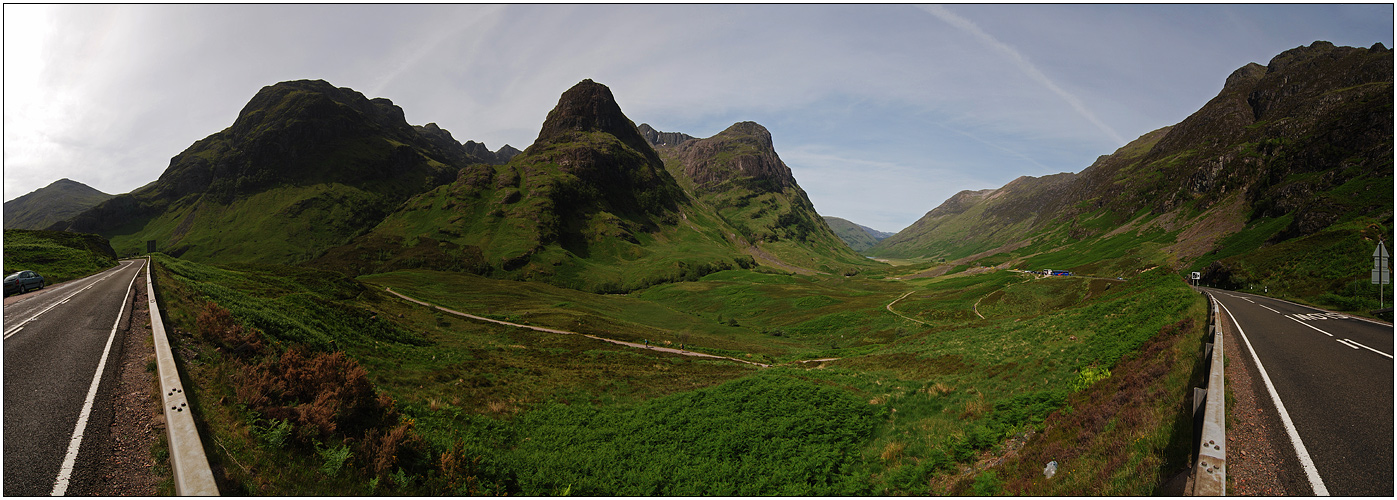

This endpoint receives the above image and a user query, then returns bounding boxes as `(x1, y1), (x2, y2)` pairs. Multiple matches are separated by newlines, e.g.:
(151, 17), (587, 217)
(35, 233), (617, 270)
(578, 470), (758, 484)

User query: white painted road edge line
(3, 261), (134, 339)
(1215, 298), (1330, 495)
(50, 261), (141, 495)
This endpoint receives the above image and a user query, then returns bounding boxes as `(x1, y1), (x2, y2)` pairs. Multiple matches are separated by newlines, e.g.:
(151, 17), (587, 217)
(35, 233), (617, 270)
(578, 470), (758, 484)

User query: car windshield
(5, 272), (21, 280)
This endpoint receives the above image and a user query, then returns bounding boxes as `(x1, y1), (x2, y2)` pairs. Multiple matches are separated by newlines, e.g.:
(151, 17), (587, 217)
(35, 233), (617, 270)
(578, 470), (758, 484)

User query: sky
(4, 3), (1393, 233)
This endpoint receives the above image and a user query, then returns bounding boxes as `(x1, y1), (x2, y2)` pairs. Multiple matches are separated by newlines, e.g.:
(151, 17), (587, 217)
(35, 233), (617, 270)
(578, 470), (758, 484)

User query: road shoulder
(1217, 299), (1311, 495)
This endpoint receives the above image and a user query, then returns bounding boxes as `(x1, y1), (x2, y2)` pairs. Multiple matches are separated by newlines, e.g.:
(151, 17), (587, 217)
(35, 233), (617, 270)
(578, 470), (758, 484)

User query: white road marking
(50, 263), (141, 495)
(4, 261), (134, 340)
(1335, 339), (1361, 350)
(1214, 296), (1330, 495)
(1259, 304), (1283, 314)
(1339, 338), (1393, 359)
(1286, 316), (1335, 337)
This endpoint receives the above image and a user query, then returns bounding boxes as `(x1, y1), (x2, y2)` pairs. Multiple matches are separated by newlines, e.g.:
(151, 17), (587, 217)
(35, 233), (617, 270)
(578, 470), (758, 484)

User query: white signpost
(1373, 241), (1390, 305)
(1191, 271), (1201, 286)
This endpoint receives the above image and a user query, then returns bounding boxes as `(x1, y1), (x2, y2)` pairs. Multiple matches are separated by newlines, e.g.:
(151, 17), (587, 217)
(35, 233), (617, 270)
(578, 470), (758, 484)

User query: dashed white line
(1215, 296), (1330, 495)
(1259, 304), (1283, 314)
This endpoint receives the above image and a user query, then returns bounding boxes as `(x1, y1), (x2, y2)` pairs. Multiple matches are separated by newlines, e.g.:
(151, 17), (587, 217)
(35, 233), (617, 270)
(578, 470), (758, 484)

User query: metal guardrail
(1192, 292), (1226, 495)
(145, 258), (219, 495)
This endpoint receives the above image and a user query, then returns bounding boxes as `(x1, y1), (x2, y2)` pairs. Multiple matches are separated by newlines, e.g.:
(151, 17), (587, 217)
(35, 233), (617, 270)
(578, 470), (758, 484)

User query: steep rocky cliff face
(652, 121), (872, 272)
(872, 42), (1392, 266)
(637, 123), (696, 148)
(56, 79), (474, 263)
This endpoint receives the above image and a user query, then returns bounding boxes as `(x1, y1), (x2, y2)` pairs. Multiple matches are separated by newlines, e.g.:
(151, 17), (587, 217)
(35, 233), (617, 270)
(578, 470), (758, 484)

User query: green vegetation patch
(3, 229), (118, 285)
(493, 373), (878, 495)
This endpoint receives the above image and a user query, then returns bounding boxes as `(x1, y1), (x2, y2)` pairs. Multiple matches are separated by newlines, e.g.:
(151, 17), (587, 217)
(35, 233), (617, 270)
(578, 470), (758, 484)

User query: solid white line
(1214, 297), (1330, 495)
(50, 263), (141, 496)
(1335, 339), (1361, 350)
(1286, 316), (1336, 337)
(3, 261), (134, 339)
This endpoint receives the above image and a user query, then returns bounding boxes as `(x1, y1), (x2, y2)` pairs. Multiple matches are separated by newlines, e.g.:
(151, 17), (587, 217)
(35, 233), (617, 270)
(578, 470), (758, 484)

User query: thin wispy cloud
(919, 4), (1128, 146)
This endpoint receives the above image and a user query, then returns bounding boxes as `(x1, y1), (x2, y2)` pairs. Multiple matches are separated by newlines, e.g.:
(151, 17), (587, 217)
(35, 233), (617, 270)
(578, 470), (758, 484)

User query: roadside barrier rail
(146, 258), (219, 495)
(1192, 292), (1226, 495)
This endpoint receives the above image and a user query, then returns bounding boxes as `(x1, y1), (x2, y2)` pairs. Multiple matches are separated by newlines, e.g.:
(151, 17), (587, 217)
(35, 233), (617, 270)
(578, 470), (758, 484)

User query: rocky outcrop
(673, 121), (797, 193)
(637, 123), (696, 148)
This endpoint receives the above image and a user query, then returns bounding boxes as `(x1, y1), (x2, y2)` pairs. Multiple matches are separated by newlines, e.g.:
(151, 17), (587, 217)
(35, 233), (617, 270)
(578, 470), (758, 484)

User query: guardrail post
(146, 257), (220, 495)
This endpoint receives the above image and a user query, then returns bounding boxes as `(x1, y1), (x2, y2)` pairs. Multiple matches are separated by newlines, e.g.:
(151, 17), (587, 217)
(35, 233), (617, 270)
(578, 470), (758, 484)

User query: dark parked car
(4, 270), (45, 296)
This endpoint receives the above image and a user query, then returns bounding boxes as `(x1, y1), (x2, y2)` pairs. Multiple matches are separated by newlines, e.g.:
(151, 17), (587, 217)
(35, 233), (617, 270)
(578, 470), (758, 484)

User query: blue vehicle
(1045, 269), (1071, 277)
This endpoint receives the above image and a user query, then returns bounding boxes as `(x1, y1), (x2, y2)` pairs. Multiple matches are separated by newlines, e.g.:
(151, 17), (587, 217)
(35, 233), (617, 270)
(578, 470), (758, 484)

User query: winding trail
(886, 290), (932, 326)
(384, 287), (776, 367)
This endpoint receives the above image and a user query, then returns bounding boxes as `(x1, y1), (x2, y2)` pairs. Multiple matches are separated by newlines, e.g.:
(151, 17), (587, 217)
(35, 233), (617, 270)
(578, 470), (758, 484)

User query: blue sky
(4, 4), (1393, 232)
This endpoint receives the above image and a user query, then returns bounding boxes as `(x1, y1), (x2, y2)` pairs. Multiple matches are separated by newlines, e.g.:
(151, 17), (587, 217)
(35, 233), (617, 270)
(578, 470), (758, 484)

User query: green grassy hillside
(57, 80), (467, 266)
(869, 42), (1392, 311)
(319, 81), (759, 292)
(3, 229), (118, 286)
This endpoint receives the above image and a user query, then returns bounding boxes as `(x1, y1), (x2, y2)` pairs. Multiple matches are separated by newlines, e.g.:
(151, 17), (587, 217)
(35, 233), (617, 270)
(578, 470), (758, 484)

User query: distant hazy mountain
(823, 216), (893, 252)
(870, 41), (1392, 306)
(4, 179), (114, 230)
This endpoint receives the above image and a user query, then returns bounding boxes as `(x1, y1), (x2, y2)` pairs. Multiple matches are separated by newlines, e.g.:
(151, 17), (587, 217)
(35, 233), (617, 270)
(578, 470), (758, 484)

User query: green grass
(3, 229), (118, 286)
(151, 247), (1205, 495)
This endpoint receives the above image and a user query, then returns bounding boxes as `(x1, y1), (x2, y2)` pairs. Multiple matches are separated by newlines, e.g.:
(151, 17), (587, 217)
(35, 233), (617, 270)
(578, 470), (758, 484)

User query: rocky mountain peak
(533, 79), (649, 151)
(675, 121), (795, 192)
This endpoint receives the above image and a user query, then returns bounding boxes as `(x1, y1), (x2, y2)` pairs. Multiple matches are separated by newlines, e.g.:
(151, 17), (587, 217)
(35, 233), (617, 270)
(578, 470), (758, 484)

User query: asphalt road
(3, 260), (143, 496)
(1201, 287), (1393, 496)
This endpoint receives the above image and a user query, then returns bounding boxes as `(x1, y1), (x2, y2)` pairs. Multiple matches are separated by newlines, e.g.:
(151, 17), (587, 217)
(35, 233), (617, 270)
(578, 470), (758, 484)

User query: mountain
(869, 41), (1392, 309)
(317, 79), (756, 292)
(637, 123), (696, 148)
(4, 178), (114, 230)
(823, 216), (893, 252)
(53, 79), (477, 264)
(645, 122), (874, 273)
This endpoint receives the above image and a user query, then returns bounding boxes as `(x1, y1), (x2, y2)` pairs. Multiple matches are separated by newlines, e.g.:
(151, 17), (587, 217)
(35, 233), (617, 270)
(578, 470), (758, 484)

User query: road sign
(1191, 272), (1201, 280)
(1373, 242), (1390, 285)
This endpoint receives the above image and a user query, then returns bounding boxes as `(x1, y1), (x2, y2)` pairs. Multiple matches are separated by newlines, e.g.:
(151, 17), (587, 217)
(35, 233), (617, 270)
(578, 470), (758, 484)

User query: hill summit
(54, 79), (479, 263)
(4, 178), (113, 230)
(648, 122), (873, 273)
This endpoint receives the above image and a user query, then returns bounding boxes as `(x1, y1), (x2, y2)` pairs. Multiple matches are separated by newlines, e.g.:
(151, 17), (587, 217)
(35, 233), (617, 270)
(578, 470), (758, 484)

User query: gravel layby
(90, 266), (166, 495)
(1218, 311), (1311, 495)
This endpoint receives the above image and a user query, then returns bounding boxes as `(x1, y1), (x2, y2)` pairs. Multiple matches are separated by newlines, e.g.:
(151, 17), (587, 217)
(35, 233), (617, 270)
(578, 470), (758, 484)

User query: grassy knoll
(2, 229), (118, 286)
(151, 249), (1205, 495)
